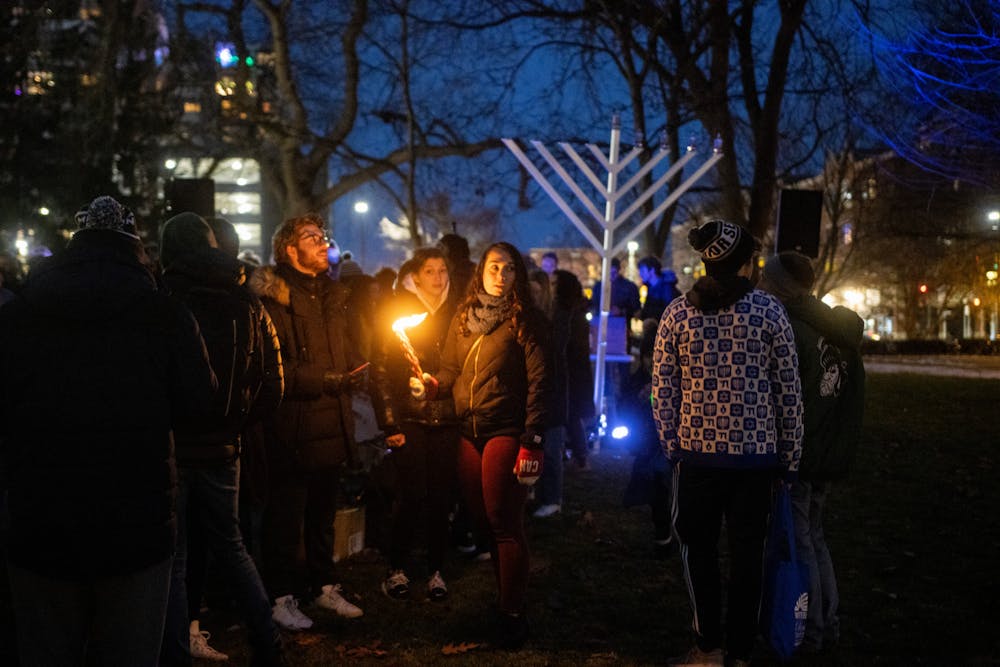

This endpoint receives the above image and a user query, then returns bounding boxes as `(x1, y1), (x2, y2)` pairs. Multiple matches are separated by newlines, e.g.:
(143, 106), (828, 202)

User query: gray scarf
(467, 292), (515, 335)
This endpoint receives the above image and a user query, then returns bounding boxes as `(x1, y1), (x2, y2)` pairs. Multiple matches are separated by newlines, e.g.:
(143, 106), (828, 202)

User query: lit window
(183, 101), (201, 113)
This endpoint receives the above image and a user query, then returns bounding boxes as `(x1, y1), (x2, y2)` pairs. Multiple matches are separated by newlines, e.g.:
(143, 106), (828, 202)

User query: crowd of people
(0, 196), (864, 667)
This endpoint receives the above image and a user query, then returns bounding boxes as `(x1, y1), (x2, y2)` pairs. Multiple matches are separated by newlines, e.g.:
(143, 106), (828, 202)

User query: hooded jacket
(250, 263), (360, 471)
(652, 275), (803, 474)
(0, 229), (217, 579)
(780, 295), (865, 481)
(163, 247), (284, 466)
(378, 276), (460, 426)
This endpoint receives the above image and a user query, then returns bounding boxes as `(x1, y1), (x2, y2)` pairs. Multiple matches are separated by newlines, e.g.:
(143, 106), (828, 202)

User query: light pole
(353, 200), (369, 268)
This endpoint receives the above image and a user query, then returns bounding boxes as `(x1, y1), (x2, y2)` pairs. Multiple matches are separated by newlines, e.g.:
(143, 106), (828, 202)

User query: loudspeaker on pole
(775, 189), (822, 258)
(166, 178), (215, 218)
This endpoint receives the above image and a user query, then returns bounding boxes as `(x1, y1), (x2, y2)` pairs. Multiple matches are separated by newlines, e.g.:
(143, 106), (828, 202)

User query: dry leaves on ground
(441, 642), (483, 655)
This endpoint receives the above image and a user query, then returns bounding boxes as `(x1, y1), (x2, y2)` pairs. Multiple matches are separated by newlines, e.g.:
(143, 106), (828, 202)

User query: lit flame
(392, 312), (428, 333)
(391, 312), (428, 378)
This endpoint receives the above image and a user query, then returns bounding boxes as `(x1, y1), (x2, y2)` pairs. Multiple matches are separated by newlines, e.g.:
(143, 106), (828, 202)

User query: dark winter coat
(436, 304), (551, 445)
(0, 229), (217, 579)
(545, 270), (593, 427)
(781, 295), (865, 481)
(249, 263), (361, 472)
(163, 248), (284, 467)
(378, 283), (460, 427)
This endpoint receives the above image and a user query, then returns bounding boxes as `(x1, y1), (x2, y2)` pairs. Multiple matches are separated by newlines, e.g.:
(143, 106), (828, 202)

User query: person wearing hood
(0, 196), (217, 667)
(757, 251), (865, 655)
(376, 246), (461, 601)
(652, 219), (803, 667)
(158, 212), (285, 666)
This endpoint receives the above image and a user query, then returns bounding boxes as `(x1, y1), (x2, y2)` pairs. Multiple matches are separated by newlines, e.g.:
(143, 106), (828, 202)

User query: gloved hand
(322, 369), (367, 395)
(513, 446), (544, 486)
(408, 372), (438, 401)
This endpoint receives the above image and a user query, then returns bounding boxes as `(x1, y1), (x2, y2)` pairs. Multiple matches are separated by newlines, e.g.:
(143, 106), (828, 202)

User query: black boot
(496, 611), (529, 650)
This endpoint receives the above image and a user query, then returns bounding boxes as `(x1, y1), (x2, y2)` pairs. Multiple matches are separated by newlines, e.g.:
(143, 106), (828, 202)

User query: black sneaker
(381, 569), (410, 599)
(654, 538), (676, 560)
(496, 611), (529, 650)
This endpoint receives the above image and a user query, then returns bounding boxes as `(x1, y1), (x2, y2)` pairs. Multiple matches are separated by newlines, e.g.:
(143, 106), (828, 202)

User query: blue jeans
(790, 480), (840, 649)
(537, 425), (566, 506)
(162, 462), (280, 667)
(8, 557), (171, 667)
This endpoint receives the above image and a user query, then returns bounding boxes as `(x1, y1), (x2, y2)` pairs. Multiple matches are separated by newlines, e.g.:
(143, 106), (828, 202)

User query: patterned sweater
(652, 287), (803, 473)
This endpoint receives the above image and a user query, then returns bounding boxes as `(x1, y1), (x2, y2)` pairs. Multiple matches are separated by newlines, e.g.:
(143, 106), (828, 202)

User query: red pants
(456, 435), (530, 614)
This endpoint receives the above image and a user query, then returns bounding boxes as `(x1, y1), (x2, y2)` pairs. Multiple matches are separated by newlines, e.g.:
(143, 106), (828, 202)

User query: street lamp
(353, 200), (370, 267)
(627, 240), (639, 281)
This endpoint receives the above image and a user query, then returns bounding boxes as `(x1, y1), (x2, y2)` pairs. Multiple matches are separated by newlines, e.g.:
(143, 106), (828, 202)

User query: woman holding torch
(410, 242), (550, 649)
(378, 247), (461, 602)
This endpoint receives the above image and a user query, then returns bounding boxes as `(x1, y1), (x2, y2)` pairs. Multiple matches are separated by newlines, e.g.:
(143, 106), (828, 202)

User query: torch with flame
(391, 312), (428, 378)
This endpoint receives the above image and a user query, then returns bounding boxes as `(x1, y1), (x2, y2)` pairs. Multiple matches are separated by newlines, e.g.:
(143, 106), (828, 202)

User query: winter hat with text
(688, 219), (758, 277)
(75, 196), (138, 239)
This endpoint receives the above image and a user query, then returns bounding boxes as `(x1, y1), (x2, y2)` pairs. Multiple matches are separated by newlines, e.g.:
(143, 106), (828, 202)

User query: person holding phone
(250, 214), (401, 631)
(410, 242), (550, 649)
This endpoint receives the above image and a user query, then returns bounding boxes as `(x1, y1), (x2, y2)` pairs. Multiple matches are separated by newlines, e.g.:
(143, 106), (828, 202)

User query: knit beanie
(759, 251), (815, 301)
(688, 219), (758, 277)
(338, 259), (363, 279)
(75, 196), (138, 239)
(159, 212), (215, 269)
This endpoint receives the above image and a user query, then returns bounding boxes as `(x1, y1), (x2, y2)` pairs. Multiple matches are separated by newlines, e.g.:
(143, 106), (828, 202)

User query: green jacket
(782, 295), (866, 481)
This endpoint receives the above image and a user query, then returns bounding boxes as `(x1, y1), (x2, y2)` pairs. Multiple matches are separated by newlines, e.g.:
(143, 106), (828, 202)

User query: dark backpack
(180, 283), (261, 439)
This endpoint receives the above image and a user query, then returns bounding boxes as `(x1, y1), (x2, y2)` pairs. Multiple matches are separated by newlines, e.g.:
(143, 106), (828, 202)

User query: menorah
(503, 114), (722, 417)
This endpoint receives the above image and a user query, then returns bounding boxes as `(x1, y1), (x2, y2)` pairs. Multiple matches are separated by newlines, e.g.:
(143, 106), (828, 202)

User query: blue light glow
(611, 425), (629, 439)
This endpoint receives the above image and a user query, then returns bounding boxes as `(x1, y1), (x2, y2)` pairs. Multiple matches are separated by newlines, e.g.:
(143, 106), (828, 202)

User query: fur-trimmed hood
(248, 264), (292, 306)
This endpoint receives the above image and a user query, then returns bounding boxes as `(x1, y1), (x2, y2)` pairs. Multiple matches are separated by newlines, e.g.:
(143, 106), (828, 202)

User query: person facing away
(375, 246), (462, 602)
(757, 251), (865, 655)
(638, 255), (681, 323)
(158, 212), (285, 666)
(249, 213), (400, 631)
(410, 241), (551, 650)
(590, 256), (641, 321)
(527, 268), (592, 518)
(437, 232), (476, 296)
(0, 195), (217, 667)
(652, 219), (803, 667)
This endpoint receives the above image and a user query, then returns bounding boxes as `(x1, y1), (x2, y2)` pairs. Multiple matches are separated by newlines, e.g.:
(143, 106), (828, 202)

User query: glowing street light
(353, 200), (369, 214)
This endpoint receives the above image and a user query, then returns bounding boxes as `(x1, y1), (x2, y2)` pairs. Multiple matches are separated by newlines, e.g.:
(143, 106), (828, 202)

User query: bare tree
(175, 0), (503, 242)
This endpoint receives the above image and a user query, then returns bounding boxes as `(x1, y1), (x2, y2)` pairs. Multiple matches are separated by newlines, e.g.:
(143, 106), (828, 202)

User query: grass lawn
(193, 372), (1000, 666)
(6, 372), (993, 666)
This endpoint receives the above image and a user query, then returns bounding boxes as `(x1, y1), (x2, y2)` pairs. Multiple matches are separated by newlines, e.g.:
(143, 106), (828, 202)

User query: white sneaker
(189, 629), (229, 661)
(314, 583), (363, 618)
(271, 594), (313, 631)
(533, 503), (562, 518)
(427, 571), (448, 601)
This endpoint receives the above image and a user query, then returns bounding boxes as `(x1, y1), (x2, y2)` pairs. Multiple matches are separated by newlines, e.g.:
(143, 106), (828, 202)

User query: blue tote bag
(761, 483), (809, 660)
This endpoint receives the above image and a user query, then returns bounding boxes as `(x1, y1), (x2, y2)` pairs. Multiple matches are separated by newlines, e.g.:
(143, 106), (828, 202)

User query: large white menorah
(503, 114), (722, 417)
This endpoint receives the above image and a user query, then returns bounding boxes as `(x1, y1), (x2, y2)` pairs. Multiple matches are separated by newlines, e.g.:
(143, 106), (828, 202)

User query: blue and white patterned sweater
(652, 288), (803, 472)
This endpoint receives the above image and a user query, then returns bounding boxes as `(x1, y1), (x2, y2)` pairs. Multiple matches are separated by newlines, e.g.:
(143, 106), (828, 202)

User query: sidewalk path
(864, 354), (1000, 379)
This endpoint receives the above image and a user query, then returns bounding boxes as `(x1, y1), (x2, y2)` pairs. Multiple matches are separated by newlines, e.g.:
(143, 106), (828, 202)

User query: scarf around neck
(467, 292), (515, 335)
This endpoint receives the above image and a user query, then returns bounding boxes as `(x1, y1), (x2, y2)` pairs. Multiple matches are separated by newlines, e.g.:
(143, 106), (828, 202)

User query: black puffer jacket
(436, 304), (550, 444)
(163, 247), (284, 467)
(0, 229), (217, 579)
(250, 264), (361, 472)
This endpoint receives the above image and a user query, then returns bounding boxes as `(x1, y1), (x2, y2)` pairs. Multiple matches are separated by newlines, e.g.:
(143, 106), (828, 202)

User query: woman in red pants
(411, 241), (550, 649)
